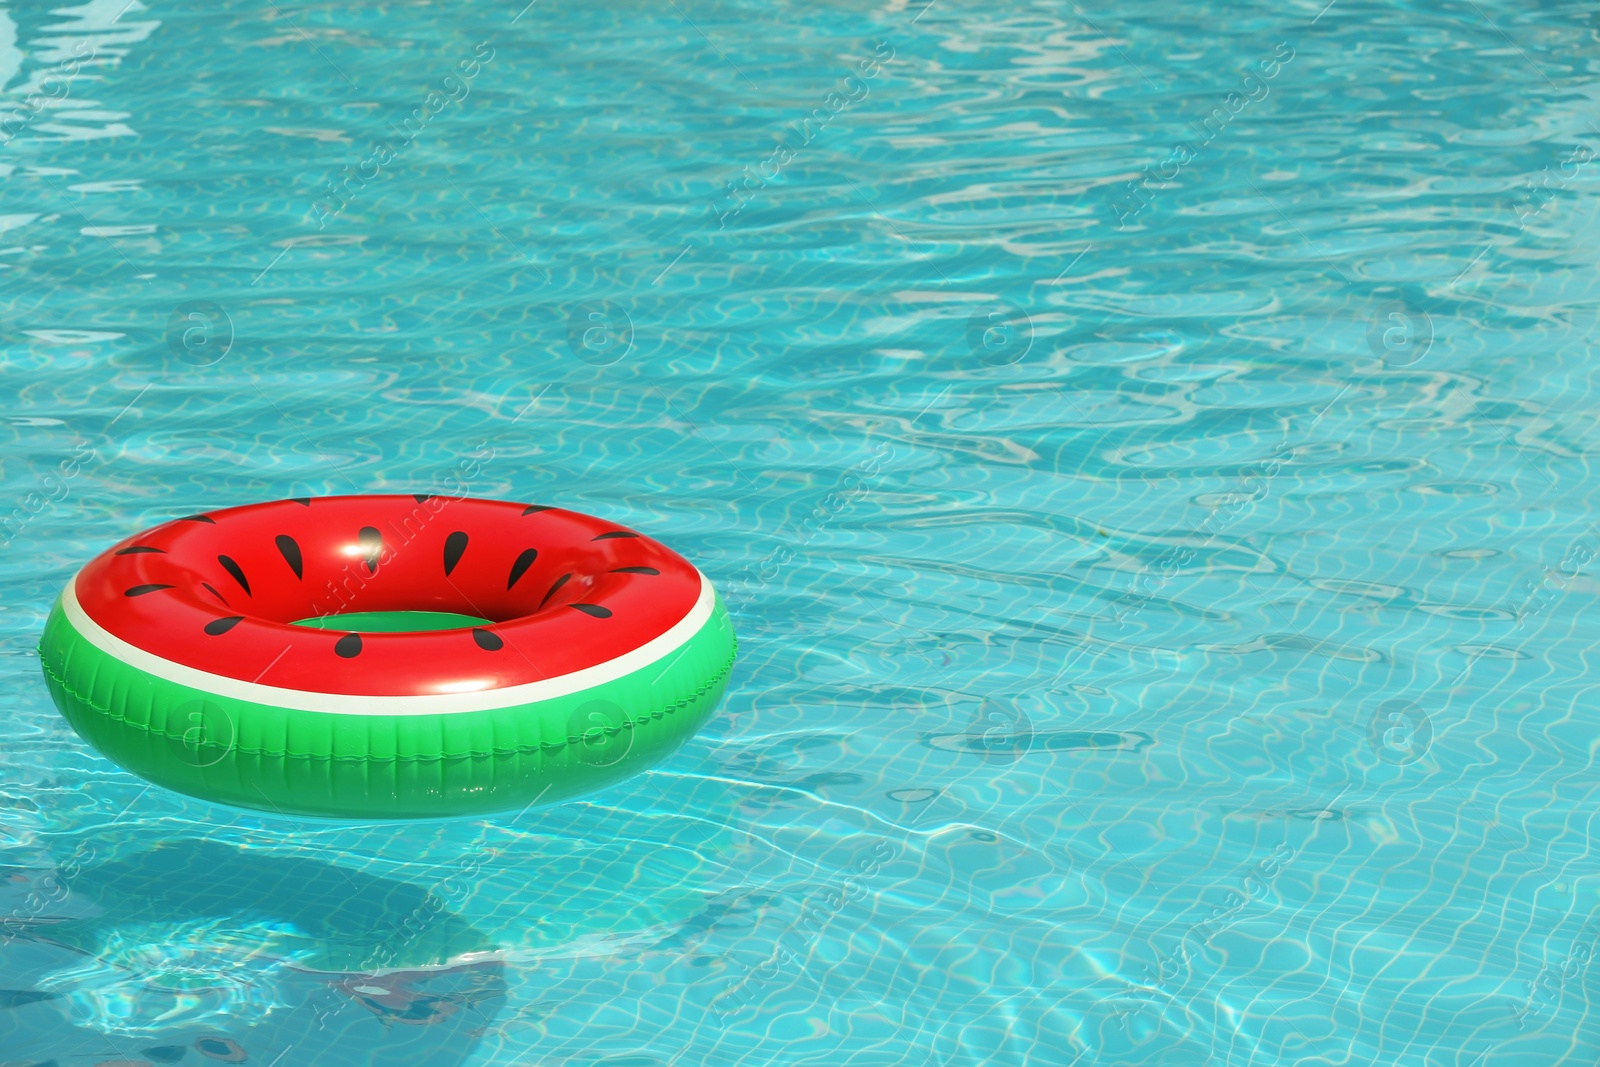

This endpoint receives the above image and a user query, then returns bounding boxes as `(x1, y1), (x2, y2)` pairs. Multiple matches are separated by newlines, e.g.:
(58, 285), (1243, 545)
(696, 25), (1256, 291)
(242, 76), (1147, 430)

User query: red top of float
(70, 496), (705, 697)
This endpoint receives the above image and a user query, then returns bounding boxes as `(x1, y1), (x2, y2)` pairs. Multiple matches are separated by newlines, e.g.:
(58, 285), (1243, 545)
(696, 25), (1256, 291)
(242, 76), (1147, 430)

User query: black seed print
(522, 504), (552, 515)
(217, 555), (251, 596)
(569, 603), (613, 618)
(413, 494), (433, 503)
(539, 573), (572, 609)
(181, 514), (215, 524)
(124, 584), (174, 597)
(204, 616), (245, 635)
(115, 546), (165, 555)
(201, 582), (229, 606)
(275, 534), (304, 579)
(443, 531), (469, 576)
(609, 566), (659, 575)
(359, 526), (382, 575)
(592, 531), (638, 540)
(335, 632), (363, 658)
(507, 548), (538, 589)
(289, 497), (311, 506)
(472, 628), (504, 651)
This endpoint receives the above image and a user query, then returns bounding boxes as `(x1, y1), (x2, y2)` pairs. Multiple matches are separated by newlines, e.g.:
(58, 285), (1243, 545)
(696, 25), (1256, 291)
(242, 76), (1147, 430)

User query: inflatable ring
(37, 495), (737, 818)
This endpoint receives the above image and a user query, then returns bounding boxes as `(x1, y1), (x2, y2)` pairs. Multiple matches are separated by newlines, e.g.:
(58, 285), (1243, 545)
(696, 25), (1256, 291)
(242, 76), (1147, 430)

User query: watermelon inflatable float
(36, 495), (737, 819)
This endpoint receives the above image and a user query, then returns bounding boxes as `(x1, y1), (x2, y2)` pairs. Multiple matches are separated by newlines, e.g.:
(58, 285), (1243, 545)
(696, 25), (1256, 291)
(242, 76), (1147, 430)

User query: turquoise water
(2, 0), (1599, 1062)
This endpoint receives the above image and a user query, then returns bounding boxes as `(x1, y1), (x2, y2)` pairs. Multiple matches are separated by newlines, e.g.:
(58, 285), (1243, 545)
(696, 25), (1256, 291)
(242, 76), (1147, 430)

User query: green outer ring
(37, 594), (736, 819)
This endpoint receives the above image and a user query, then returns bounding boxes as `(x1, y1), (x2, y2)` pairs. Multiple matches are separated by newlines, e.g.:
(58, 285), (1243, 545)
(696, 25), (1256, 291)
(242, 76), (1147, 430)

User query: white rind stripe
(60, 571), (718, 716)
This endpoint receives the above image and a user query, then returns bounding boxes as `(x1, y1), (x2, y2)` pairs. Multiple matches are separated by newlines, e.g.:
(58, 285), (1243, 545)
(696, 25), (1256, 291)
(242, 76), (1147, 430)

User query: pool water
(2, 0), (1598, 1063)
